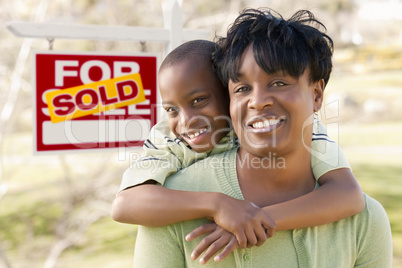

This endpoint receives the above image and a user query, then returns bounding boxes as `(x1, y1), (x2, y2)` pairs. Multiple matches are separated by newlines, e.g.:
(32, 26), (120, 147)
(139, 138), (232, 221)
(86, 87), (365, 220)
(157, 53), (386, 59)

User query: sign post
(6, 0), (210, 57)
(7, 0), (210, 154)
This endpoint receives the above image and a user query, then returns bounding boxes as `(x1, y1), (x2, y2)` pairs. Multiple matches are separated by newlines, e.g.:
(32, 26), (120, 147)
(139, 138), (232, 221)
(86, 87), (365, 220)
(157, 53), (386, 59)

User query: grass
(57, 220), (137, 268)
(1, 47), (401, 267)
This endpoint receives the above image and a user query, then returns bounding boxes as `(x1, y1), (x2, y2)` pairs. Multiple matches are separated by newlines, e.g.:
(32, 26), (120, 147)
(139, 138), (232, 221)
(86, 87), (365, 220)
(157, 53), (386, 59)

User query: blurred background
(0, 0), (401, 267)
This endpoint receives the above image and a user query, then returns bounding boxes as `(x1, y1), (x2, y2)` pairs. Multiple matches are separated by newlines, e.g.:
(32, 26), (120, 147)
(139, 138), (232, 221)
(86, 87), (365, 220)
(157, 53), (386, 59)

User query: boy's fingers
(235, 231), (247, 248)
(244, 225), (257, 247)
(262, 217), (276, 238)
(254, 224), (268, 247)
(262, 223), (275, 238)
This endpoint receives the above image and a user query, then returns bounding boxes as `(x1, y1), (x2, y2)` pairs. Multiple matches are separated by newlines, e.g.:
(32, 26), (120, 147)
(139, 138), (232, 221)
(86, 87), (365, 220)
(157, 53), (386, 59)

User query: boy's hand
(186, 223), (238, 264)
(210, 194), (276, 248)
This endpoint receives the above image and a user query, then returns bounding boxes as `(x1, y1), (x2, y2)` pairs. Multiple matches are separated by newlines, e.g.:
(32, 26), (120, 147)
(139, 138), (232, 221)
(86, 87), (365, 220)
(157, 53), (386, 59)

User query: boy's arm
(113, 117), (272, 248)
(112, 183), (275, 248)
(112, 184), (218, 226)
(262, 168), (364, 230)
(117, 118), (199, 192)
(264, 121), (365, 230)
(186, 124), (365, 261)
(186, 168), (364, 263)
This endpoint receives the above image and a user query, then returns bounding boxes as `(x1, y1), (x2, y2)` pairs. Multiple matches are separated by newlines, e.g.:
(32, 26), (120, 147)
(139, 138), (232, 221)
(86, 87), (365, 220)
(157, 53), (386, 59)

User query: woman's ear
(313, 79), (325, 111)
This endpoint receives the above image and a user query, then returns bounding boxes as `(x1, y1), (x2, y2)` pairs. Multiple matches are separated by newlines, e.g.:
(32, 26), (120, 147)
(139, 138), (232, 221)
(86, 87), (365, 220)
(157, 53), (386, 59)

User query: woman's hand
(186, 223), (239, 264)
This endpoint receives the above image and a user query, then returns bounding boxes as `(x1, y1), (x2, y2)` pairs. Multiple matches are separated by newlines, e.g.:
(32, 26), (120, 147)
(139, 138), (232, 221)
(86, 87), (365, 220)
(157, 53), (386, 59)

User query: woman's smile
(246, 116), (286, 134)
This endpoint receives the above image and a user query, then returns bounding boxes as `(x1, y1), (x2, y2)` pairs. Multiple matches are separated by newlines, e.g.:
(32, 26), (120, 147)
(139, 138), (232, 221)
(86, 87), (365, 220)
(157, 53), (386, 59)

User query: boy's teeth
(252, 119), (280, 129)
(187, 128), (207, 139)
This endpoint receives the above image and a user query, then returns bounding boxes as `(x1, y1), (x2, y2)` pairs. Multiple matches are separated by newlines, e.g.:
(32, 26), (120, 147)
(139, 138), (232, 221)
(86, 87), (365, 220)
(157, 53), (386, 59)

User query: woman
(132, 8), (392, 267)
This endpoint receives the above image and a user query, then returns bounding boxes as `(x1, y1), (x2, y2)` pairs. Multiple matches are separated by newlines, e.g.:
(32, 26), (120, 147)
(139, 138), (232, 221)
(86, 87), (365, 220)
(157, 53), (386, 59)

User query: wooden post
(163, 0), (182, 55)
(6, 0), (209, 58)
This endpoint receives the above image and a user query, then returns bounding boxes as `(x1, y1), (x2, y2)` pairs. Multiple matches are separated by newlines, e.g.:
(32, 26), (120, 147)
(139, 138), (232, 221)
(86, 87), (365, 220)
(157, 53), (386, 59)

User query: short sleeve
(310, 120), (351, 181)
(117, 118), (208, 193)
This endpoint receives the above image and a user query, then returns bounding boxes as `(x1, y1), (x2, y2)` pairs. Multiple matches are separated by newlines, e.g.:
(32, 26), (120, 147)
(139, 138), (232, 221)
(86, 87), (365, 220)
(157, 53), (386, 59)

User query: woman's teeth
(252, 119), (280, 129)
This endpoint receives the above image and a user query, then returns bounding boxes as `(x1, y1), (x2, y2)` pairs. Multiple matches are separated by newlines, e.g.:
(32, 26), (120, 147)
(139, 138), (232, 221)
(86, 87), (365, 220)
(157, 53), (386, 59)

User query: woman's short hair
(213, 8), (334, 88)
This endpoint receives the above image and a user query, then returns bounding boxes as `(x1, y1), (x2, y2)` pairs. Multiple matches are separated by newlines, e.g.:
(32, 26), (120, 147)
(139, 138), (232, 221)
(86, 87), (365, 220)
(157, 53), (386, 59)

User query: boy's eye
(193, 97), (205, 104)
(272, 81), (286, 87)
(165, 106), (178, 113)
(234, 86), (249, 93)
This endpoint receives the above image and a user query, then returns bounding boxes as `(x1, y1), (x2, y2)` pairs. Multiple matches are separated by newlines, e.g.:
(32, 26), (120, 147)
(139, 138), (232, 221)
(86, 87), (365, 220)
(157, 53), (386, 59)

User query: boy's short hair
(213, 8), (334, 88)
(159, 39), (217, 74)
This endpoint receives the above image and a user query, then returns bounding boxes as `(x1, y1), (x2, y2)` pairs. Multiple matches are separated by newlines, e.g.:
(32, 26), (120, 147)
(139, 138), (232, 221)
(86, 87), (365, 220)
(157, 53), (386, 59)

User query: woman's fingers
(213, 237), (238, 262)
(186, 222), (216, 242)
(190, 227), (221, 261)
(187, 224), (240, 264)
(197, 232), (238, 264)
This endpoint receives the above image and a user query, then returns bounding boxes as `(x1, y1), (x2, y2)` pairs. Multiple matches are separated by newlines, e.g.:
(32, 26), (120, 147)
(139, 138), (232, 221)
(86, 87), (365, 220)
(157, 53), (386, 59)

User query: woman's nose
(248, 87), (274, 110)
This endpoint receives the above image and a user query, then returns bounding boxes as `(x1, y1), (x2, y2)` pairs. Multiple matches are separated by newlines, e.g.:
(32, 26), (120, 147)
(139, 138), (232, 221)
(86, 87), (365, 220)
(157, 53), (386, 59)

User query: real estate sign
(33, 51), (158, 153)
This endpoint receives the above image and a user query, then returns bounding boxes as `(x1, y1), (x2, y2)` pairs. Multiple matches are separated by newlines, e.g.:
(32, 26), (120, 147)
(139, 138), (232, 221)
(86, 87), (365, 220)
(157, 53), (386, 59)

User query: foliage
(0, 0), (401, 267)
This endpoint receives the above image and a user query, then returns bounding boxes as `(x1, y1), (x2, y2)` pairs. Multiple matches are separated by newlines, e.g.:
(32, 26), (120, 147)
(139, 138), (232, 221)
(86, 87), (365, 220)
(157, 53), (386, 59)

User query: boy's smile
(159, 59), (231, 152)
(183, 128), (208, 140)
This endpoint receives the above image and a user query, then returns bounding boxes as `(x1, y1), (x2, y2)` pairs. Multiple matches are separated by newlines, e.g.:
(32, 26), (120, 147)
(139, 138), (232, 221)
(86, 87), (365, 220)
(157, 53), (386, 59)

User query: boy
(112, 38), (365, 263)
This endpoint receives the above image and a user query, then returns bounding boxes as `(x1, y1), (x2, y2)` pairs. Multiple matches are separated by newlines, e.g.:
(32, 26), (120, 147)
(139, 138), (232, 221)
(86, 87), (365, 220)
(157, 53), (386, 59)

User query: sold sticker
(45, 73), (146, 123)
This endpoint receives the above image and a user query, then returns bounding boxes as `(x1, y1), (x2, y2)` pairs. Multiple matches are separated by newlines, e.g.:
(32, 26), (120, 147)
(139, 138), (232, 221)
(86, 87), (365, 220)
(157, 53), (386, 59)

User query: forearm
(263, 169), (364, 231)
(111, 184), (221, 226)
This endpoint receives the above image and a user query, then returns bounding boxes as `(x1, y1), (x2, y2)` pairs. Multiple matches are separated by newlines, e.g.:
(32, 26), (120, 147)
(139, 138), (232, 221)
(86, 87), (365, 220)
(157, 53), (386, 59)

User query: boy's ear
(313, 79), (325, 111)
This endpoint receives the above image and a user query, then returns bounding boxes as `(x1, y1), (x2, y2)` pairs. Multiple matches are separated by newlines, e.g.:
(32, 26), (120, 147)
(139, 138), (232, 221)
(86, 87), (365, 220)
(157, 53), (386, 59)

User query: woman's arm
(262, 168), (364, 230)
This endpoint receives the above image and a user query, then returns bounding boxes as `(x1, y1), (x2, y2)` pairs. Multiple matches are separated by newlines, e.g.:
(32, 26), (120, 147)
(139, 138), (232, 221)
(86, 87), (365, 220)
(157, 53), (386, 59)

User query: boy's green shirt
(119, 117), (350, 192)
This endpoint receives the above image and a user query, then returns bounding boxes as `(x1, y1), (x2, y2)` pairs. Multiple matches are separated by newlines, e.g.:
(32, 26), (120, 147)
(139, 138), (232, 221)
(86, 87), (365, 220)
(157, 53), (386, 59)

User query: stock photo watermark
(57, 100), (341, 170)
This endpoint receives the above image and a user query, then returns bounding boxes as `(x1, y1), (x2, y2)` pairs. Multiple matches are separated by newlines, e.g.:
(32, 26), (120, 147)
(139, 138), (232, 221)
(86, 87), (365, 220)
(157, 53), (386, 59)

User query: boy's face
(159, 59), (231, 152)
(228, 45), (324, 158)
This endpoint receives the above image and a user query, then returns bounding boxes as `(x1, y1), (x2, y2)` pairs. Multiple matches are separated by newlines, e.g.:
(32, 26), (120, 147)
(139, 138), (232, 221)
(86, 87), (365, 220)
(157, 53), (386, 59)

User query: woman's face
(228, 45), (324, 158)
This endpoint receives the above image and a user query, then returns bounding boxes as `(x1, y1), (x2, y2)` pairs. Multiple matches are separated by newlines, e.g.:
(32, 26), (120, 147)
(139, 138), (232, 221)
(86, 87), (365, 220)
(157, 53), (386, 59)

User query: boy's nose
(179, 111), (190, 124)
(179, 109), (196, 128)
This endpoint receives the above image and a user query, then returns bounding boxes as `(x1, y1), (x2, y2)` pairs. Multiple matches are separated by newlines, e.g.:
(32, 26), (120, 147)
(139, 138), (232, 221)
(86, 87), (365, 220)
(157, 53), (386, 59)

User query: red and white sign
(33, 51), (158, 153)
